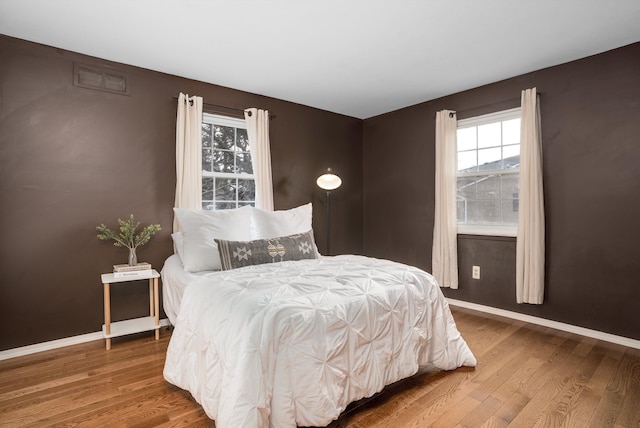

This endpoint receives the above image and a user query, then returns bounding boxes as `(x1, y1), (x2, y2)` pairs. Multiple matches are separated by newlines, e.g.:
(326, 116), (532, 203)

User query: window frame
(456, 107), (521, 237)
(201, 113), (255, 210)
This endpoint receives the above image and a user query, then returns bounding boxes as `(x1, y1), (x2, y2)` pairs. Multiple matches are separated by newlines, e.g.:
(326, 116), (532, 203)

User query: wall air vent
(73, 62), (130, 96)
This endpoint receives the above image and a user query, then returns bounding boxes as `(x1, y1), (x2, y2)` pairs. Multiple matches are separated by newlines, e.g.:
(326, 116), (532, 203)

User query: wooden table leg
(104, 282), (111, 350)
(149, 279), (154, 317)
(153, 277), (160, 340)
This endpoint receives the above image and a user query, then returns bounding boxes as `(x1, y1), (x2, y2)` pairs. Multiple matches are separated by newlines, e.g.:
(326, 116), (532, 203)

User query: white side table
(100, 269), (160, 350)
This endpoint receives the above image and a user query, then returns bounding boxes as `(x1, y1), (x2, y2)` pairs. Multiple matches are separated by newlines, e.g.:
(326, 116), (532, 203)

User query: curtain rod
(172, 96), (276, 119)
(440, 93), (542, 118)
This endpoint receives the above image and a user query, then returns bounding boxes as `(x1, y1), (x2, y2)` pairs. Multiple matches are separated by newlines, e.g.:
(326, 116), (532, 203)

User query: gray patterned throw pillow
(215, 230), (319, 270)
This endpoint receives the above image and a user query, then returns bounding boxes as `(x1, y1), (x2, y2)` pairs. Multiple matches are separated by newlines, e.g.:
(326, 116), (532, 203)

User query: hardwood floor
(1, 307), (639, 427)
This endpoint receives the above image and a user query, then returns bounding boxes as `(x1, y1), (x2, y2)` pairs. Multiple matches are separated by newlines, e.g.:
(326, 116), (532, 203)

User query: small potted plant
(96, 215), (161, 265)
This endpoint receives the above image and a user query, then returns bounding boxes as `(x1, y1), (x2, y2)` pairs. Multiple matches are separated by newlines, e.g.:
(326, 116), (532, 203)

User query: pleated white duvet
(163, 255), (476, 428)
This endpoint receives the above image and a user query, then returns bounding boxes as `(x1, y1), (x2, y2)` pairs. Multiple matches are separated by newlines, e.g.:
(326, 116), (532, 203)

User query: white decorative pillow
(250, 203), (313, 239)
(174, 206), (252, 272)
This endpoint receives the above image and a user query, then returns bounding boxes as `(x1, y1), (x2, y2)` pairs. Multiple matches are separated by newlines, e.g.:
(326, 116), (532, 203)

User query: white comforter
(163, 255), (476, 428)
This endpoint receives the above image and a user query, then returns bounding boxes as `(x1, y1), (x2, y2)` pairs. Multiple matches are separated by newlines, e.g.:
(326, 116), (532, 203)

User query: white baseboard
(447, 298), (640, 350)
(0, 319), (171, 362)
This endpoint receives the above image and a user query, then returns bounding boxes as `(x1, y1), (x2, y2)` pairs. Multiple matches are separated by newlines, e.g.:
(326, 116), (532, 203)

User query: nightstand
(100, 269), (160, 350)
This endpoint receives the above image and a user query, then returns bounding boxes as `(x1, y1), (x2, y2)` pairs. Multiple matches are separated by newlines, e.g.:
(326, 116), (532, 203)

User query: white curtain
(174, 93), (203, 232)
(516, 88), (545, 304)
(244, 108), (274, 211)
(432, 110), (459, 289)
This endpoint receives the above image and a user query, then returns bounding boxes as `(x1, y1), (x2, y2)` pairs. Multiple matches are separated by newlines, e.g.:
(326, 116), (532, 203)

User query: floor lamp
(316, 168), (342, 255)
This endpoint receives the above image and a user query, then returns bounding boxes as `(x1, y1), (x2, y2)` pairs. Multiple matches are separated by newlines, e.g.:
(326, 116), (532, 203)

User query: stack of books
(113, 262), (152, 278)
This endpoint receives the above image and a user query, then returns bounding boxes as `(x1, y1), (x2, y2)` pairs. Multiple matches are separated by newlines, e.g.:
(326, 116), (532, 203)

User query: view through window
(201, 113), (255, 210)
(456, 108), (521, 235)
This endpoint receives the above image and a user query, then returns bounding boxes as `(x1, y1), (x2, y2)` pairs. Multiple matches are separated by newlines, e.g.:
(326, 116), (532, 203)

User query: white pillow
(174, 206), (252, 272)
(171, 232), (185, 262)
(250, 203), (313, 239)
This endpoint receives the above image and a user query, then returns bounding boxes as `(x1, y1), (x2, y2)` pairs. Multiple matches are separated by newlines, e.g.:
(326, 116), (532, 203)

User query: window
(201, 113), (255, 210)
(456, 108), (521, 236)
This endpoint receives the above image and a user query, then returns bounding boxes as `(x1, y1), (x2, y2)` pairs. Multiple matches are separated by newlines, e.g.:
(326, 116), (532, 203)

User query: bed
(162, 204), (476, 428)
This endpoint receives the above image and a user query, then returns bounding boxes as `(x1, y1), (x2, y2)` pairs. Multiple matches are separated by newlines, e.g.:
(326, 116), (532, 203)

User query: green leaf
(96, 214), (161, 250)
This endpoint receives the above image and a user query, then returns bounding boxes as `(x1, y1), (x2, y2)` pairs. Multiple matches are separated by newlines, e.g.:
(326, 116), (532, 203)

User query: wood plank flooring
(1, 307), (639, 427)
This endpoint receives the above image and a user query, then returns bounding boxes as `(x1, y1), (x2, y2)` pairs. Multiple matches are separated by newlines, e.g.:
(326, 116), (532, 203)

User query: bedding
(165, 203), (315, 322)
(173, 204), (316, 273)
(250, 202), (313, 239)
(161, 254), (202, 325)
(171, 232), (186, 262)
(174, 205), (253, 272)
(163, 254), (476, 428)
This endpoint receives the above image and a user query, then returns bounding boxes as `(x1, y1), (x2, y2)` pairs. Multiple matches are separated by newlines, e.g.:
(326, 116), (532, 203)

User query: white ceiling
(1, 0), (640, 119)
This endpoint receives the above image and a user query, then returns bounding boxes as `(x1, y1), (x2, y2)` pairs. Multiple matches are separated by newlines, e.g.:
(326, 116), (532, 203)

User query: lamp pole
(326, 190), (332, 255)
(316, 168), (342, 256)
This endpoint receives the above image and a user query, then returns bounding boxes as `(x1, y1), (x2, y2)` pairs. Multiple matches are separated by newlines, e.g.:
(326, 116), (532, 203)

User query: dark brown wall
(363, 42), (640, 340)
(0, 35), (363, 350)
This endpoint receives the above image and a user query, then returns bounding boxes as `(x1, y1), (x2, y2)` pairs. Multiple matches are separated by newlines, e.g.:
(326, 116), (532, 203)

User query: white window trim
(458, 224), (517, 237)
(203, 113), (246, 129)
(457, 168), (519, 179)
(456, 107), (521, 238)
(202, 171), (254, 179)
(457, 107), (521, 129)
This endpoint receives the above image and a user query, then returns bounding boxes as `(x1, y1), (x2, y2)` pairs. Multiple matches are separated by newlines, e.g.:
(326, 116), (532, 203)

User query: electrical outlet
(472, 265), (480, 280)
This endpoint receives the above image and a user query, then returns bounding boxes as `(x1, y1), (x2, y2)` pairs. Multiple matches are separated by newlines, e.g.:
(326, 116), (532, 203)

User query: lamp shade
(316, 169), (342, 191)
